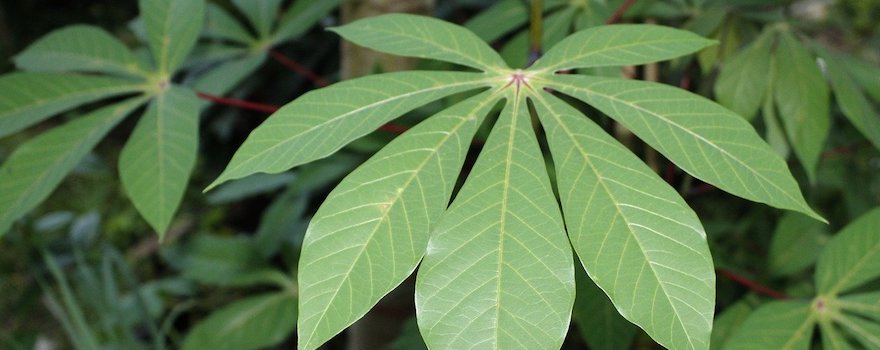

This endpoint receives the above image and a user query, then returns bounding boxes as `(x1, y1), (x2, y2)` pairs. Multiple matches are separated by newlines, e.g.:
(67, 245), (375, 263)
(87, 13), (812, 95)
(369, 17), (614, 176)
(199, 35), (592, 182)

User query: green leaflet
(464, 0), (530, 42)
(193, 53), (267, 97)
(710, 301), (753, 350)
(768, 213), (827, 277)
(139, 0), (205, 75)
(331, 14), (508, 72)
(534, 92), (714, 350)
(0, 98), (145, 236)
(182, 292), (297, 350)
(840, 292), (880, 320)
(815, 208), (880, 295)
(119, 86), (201, 236)
(723, 301), (814, 350)
(532, 24), (715, 72)
(572, 263), (638, 350)
(547, 74), (822, 221)
(836, 313), (880, 348)
(818, 47), (880, 151)
(273, 0), (341, 44)
(714, 29), (773, 121)
(204, 3), (254, 44)
(773, 31), (829, 183)
(208, 71), (491, 189)
(500, 7), (576, 69)
(232, 0), (282, 38)
(297, 92), (499, 350)
(0, 73), (144, 139)
(13, 25), (147, 77)
(416, 96), (574, 350)
(818, 319), (856, 350)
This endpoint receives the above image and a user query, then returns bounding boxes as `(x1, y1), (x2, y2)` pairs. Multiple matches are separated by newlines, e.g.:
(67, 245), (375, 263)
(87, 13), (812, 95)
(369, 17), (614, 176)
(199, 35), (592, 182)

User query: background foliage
(0, 0), (878, 349)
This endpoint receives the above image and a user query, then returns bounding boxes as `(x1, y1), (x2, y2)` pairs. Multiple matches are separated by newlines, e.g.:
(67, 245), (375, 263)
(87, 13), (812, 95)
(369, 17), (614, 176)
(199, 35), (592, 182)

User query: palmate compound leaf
(119, 86), (201, 236)
(815, 208), (880, 296)
(533, 92), (714, 350)
(415, 94), (574, 350)
(139, 0), (204, 75)
(0, 98), (146, 236)
(546, 74), (823, 222)
(723, 300), (815, 350)
(296, 91), (501, 350)
(13, 25), (148, 77)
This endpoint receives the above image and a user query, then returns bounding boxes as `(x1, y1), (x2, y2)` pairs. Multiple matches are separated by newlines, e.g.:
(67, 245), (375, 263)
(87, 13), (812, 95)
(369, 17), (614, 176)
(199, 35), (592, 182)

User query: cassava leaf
(773, 31), (829, 183)
(723, 301), (814, 350)
(139, 0), (205, 74)
(532, 24), (715, 72)
(534, 92), (714, 350)
(330, 14), (508, 72)
(232, 0), (282, 38)
(193, 53), (267, 97)
(208, 71), (490, 190)
(768, 213), (827, 276)
(119, 86), (201, 236)
(182, 292), (297, 350)
(204, 3), (254, 44)
(840, 292), (880, 321)
(714, 29), (773, 121)
(815, 208), (880, 295)
(0, 73), (144, 139)
(296, 92), (500, 350)
(572, 263), (638, 350)
(13, 25), (147, 77)
(0, 98), (145, 236)
(416, 97), (574, 350)
(547, 74), (823, 221)
(274, 0), (341, 44)
(817, 47), (880, 151)
(711, 300), (753, 350)
(836, 313), (880, 349)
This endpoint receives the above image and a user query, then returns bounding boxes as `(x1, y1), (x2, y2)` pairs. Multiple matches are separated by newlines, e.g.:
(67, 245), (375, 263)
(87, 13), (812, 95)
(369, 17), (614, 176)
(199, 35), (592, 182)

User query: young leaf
(204, 3), (254, 44)
(815, 208), (880, 295)
(416, 97), (574, 350)
(723, 300), (815, 350)
(330, 13), (508, 72)
(531, 24), (715, 72)
(13, 25), (147, 77)
(296, 92), (499, 349)
(232, 0), (282, 38)
(119, 86), (201, 236)
(273, 0), (341, 44)
(773, 31), (829, 182)
(0, 73), (144, 138)
(572, 263), (638, 350)
(208, 72), (490, 189)
(0, 98), (145, 236)
(548, 74), (823, 221)
(182, 292), (297, 350)
(139, 0), (205, 75)
(533, 92), (714, 350)
(714, 29), (773, 121)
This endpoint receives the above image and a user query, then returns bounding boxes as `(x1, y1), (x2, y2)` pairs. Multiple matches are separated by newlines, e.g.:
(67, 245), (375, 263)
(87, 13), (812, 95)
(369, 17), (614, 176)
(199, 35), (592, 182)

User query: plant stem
(269, 50), (331, 87)
(717, 268), (789, 300)
(606, 0), (638, 24)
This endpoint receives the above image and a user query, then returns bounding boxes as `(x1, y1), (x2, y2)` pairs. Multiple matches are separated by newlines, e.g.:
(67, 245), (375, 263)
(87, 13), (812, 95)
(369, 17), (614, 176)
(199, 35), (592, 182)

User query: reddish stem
(269, 50), (331, 87)
(606, 0), (638, 24)
(196, 91), (279, 113)
(717, 268), (789, 300)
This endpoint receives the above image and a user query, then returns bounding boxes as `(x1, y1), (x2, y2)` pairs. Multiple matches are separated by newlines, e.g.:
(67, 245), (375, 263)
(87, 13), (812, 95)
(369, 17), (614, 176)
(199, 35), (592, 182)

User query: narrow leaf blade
(714, 29), (773, 120)
(182, 292), (297, 350)
(0, 73), (144, 139)
(548, 75), (822, 221)
(232, 0), (282, 38)
(297, 92), (499, 350)
(773, 31), (829, 182)
(533, 24), (715, 72)
(204, 3), (255, 43)
(0, 98), (144, 236)
(819, 47), (880, 151)
(119, 86), (201, 236)
(416, 98), (574, 350)
(140, 0), (205, 74)
(273, 0), (341, 44)
(768, 213), (827, 276)
(815, 208), (880, 295)
(330, 14), (508, 72)
(723, 301), (814, 350)
(534, 93), (714, 350)
(13, 25), (146, 77)
(209, 71), (490, 189)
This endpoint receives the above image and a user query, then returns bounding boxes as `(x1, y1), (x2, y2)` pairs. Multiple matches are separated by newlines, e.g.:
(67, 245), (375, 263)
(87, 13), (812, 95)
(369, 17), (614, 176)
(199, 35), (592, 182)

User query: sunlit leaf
(534, 92), (713, 350)
(416, 97), (574, 350)
(139, 0), (205, 74)
(182, 292), (297, 350)
(0, 98), (145, 236)
(13, 25), (147, 77)
(723, 300), (814, 350)
(0, 73), (144, 138)
(836, 313), (880, 349)
(296, 92), (499, 349)
(815, 208), (880, 295)
(119, 86), (201, 236)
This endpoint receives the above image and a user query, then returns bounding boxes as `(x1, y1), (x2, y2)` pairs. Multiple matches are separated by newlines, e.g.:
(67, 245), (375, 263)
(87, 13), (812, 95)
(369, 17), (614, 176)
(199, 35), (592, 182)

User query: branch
(717, 268), (789, 300)
(606, 0), (638, 24)
(269, 50), (331, 87)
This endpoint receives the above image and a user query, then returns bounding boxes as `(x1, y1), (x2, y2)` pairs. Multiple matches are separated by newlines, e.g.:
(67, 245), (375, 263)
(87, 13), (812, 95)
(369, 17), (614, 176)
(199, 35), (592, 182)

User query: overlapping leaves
(211, 14), (823, 350)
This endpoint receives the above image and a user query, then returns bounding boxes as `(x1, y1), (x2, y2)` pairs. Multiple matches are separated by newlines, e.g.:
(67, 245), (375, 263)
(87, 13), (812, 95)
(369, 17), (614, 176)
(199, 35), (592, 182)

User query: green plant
(210, 13), (824, 350)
